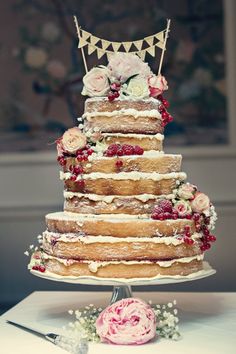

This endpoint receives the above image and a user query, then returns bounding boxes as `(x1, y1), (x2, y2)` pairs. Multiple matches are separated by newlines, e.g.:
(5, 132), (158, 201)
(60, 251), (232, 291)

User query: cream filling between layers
(88, 150), (172, 160)
(39, 253), (204, 273)
(83, 109), (162, 121)
(60, 171), (187, 182)
(42, 231), (202, 245)
(63, 191), (175, 203)
(102, 132), (164, 140)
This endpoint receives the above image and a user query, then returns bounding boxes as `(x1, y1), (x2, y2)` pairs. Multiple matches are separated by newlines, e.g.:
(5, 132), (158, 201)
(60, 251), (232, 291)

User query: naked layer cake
(29, 52), (217, 279)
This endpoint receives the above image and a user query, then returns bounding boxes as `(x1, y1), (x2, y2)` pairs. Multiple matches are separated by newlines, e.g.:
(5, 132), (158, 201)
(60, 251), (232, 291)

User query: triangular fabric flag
(133, 40), (143, 51)
(112, 42), (122, 52)
(106, 51), (114, 61)
(81, 30), (91, 41)
(144, 35), (154, 46)
(87, 44), (97, 55)
(97, 48), (105, 59)
(90, 35), (100, 46)
(156, 41), (166, 50)
(122, 41), (133, 52)
(146, 45), (156, 57)
(101, 39), (110, 50)
(155, 31), (164, 43)
(137, 50), (146, 61)
(78, 37), (88, 48)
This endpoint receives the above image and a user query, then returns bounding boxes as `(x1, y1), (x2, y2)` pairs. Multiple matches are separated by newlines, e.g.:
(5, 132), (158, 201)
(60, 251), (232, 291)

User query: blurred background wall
(1, 0), (236, 311)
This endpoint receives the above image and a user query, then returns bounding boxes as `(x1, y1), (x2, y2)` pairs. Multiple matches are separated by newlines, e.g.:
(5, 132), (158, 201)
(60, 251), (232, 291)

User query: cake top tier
(81, 53), (168, 102)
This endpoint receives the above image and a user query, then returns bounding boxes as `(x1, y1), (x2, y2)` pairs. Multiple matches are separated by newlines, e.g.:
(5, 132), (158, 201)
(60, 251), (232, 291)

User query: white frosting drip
(40, 253), (204, 273)
(102, 132), (164, 140)
(83, 109), (162, 120)
(43, 231), (202, 245)
(60, 171), (187, 182)
(63, 191), (175, 203)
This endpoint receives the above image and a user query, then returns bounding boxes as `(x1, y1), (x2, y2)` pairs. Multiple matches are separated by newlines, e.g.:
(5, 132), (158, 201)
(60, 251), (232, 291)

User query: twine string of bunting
(73, 16), (171, 75)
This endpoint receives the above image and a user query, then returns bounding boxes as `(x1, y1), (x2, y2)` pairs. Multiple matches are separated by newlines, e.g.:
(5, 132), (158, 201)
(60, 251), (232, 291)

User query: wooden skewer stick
(73, 15), (88, 73)
(158, 19), (171, 75)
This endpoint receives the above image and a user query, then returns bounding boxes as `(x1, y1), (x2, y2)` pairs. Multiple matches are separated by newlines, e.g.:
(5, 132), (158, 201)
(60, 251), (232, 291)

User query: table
(1, 291), (236, 354)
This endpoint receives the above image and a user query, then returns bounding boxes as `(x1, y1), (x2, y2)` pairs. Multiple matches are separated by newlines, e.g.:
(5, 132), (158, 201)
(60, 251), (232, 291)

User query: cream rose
(122, 77), (150, 99)
(174, 200), (192, 216)
(82, 66), (110, 97)
(191, 192), (210, 213)
(108, 52), (152, 82)
(178, 183), (196, 200)
(148, 74), (168, 97)
(61, 127), (87, 153)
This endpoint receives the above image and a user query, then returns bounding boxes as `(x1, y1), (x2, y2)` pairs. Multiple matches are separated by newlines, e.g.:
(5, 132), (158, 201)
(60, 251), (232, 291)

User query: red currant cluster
(32, 265), (46, 273)
(182, 225), (194, 245)
(108, 82), (121, 102)
(157, 95), (173, 127)
(104, 143), (144, 157)
(191, 213), (216, 251)
(57, 145), (94, 166)
(69, 165), (84, 183)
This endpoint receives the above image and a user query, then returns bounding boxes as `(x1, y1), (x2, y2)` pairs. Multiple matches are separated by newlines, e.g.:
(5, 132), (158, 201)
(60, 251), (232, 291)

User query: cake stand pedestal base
(110, 285), (132, 304)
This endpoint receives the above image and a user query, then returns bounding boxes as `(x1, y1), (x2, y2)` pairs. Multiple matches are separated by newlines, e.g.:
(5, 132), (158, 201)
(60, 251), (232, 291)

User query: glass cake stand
(31, 261), (216, 304)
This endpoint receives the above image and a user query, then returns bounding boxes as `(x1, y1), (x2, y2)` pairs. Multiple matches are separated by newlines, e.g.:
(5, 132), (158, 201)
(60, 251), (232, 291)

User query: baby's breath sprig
(152, 301), (181, 340)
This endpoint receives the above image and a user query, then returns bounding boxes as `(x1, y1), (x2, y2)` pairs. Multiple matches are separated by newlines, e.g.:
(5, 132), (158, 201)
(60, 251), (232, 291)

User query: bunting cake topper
(73, 16), (171, 75)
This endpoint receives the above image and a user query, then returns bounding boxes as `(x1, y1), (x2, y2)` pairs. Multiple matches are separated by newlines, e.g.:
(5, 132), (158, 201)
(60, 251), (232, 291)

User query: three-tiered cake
(29, 53), (217, 279)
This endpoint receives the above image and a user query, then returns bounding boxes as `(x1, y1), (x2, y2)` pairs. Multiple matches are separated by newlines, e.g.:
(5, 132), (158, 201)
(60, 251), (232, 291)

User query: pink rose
(96, 298), (156, 345)
(82, 66), (110, 97)
(174, 200), (191, 216)
(191, 192), (210, 213)
(108, 53), (152, 83)
(148, 75), (168, 97)
(178, 183), (196, 200)
(61, 127), (87, 153)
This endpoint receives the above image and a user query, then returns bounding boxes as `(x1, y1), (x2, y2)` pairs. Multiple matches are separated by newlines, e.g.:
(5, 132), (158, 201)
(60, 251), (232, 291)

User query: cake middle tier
(61, 171), (186, 195)
(46, 212), (195, 237)
(42, 231), (202, 261)
(64, 153), (182, 174)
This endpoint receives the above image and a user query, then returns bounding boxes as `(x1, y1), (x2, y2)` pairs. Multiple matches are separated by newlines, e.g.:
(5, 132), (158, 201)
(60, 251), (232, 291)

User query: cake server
(7, 320), (88, 354)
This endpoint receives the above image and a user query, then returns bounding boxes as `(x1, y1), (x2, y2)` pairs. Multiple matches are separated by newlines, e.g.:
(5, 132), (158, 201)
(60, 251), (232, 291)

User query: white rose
(108, 52), (152, 82)
(191, 192), (210, 213)
(122, 77), (150, 99)
(25, 47), (47, 68)
(47, 60), (67, 79)
(82, 66), (111, 97)
(174, 200), (192, 216)
(62, 127), (87, 153)
(178, 183), (196, 200)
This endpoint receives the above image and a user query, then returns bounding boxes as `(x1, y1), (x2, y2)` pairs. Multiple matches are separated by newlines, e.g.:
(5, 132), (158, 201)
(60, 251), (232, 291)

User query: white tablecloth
(1, 291), (236, 354)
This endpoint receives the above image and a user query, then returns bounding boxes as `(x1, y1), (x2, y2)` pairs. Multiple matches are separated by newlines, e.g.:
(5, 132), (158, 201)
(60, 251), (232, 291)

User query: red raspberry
(153, 206), (163, 215)
(185, 214), (192, 219)
(108, 91), (116, 102)
(113, 91), (120, 98)
(158, 104), (165, 113)
(105, 144), (119, 157)
(70, 175), (77, 181)
(32, 265), (39, 271)
(73, 166), (83, 175)
(122, 144), (134, 155)
(116, 160), (123, 168)
(117, 148), (124, 156)
(133, 145), (144, 155)
(161, 111), (169, 120)
(151, 212), (160, 220)
(158, 213), (165, 221)
(163, 212), (172, 219)
(158, 200), (173, 213)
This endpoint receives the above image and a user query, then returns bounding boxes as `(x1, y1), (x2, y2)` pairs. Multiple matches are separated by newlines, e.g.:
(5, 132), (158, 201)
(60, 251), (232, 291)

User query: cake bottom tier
(33, 253), (204, 279)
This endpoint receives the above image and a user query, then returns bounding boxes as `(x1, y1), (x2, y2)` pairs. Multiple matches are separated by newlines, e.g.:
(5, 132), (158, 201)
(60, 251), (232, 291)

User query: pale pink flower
(148, 74), (168, 97)
(191, 192), (210, 213)
(174, 200), (192, 216)
(82, 66), (111, 97)
(178, 183), (196, 200)
(61, 127), (87, 153)
(96, 298), (156, 345)
(108, 52), (152, 83)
